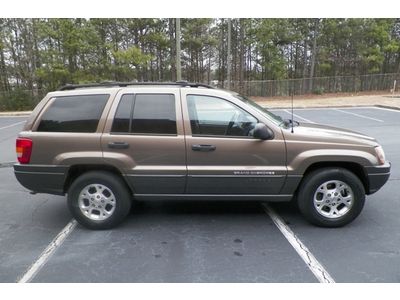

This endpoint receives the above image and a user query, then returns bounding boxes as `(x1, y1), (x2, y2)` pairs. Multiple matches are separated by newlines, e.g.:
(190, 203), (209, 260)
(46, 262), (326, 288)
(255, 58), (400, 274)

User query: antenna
(291, 80), (294, 133)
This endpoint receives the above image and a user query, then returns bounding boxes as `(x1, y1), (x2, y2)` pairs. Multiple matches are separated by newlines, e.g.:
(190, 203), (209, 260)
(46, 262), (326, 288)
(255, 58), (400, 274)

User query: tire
(67, 171), (132, 230)
(297, 167), (365, 227)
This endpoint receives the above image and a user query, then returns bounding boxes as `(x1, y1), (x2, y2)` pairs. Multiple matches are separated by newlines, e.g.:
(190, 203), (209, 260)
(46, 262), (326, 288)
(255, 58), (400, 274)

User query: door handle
(191, 144), (216, 152)
(108, 142), (129, 149)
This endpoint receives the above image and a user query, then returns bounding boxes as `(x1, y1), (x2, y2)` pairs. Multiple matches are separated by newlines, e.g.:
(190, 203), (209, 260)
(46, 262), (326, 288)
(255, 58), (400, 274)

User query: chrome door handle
(191, 144), (216, 152)
(108, 142), (129, 149)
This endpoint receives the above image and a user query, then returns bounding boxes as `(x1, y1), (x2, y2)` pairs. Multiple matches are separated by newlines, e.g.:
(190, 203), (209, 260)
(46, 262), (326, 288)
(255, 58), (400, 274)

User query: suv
(14, 82), (390, 229)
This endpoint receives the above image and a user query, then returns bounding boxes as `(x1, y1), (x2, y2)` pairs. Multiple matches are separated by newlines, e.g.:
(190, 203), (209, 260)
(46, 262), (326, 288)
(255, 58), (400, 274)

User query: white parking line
(372, 106), (400, 113)
(262, 203), (335, 283)
(332, 108), (384, 122)
(283, 109), (315, 123)
(270, 106), (385, 111)
(269, 107), (371, 111)
(17, 219), (77, 283)
(0, 121), (26, 130)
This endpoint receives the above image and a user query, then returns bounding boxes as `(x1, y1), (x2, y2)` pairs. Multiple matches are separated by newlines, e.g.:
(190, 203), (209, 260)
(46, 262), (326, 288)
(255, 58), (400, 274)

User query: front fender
(288, 149), (378, 175)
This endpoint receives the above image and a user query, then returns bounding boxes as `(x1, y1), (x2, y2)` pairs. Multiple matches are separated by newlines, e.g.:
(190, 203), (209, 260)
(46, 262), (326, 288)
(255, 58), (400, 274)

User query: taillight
(16, 138), (33, 164)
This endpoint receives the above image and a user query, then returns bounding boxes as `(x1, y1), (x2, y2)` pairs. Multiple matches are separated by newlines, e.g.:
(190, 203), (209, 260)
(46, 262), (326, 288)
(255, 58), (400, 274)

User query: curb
(1, 105), (399, 116)
(375, 105), (400, 111)
(0, 111), (32, 116)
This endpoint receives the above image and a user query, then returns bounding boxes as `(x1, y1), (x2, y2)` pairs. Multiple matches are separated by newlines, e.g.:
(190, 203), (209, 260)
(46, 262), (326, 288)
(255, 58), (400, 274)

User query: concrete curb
(0, 111), (32, 116)
(375, 105), (400, 111)
(0, 105), (399, 116)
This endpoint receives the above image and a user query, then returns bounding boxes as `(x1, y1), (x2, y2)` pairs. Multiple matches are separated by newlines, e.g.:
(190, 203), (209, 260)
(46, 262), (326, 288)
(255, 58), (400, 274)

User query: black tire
(67, 171), (132, 230)
(297, 167), (365, 227)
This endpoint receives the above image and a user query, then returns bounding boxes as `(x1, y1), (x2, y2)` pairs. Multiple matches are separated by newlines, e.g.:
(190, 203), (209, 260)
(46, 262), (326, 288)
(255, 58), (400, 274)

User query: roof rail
(58, 81), (215, 91)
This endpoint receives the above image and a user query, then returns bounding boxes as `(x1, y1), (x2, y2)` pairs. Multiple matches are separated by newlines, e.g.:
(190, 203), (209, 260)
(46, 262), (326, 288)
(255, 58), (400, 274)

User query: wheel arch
(63, 164), (134, 194)
(299, 161), (368, 195)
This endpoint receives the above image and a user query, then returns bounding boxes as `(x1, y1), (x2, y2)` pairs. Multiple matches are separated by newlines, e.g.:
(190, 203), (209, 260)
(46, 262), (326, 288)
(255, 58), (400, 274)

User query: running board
(134, 194), (293, 202)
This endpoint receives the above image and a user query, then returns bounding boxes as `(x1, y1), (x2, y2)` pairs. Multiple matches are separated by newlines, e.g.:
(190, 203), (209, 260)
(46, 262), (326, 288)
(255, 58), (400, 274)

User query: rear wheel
(67, 171), (132, 230)
(297, 167), (365, 227)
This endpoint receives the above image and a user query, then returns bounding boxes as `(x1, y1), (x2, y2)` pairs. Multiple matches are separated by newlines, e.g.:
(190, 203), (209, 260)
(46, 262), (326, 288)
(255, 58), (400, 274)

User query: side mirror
(253, 123), (274, 140)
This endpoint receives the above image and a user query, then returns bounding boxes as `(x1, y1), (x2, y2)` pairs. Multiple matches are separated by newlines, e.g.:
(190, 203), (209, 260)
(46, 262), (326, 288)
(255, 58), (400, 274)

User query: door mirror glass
(253, 123), (274, 140)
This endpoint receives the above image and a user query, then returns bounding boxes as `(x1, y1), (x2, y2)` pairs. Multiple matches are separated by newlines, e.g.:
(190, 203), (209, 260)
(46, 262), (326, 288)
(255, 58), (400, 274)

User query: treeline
(0, 18), (400, 94)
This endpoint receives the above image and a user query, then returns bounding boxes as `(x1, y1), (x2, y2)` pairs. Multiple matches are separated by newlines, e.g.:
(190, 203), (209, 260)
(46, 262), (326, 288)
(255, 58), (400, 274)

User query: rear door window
(132, 94), (176, 135)
(37, 94), (109, 132)
(111, 94), (177, 135)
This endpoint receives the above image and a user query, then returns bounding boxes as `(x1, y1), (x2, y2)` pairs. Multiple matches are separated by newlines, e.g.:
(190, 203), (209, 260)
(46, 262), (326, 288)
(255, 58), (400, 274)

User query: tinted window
(187, 95), (257, 137)
(111, 94), (134, 133)
(37, 94), (109, 132)
(131, 94), (176, 134)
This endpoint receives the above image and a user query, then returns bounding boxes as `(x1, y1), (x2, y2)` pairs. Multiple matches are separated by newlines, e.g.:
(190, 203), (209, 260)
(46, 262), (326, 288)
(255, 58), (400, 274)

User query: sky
(1, 0), (400, 18)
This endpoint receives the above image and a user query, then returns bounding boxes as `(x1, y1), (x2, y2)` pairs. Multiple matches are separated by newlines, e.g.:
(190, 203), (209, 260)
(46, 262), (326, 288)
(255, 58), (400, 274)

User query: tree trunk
(169, 18), (176, 81)
(207, 46), (211, 84)
(309, 19), (319, 92)
(302, 40), (308, 93)
(239, 19), (245, 94)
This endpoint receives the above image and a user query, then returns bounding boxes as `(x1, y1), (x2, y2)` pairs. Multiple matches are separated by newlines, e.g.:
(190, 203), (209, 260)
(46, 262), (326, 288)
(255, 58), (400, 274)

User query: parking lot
(0, 106), (399, 283)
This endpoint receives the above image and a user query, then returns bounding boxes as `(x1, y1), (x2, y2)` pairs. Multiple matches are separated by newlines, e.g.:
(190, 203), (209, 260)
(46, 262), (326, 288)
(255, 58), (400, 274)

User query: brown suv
(14, 82), (390, 229)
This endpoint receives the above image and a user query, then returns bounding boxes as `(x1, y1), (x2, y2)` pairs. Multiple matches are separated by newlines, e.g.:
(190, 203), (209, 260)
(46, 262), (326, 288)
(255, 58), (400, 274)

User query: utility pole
(227, 18), (232, 89)
(176, 18), (182, 81)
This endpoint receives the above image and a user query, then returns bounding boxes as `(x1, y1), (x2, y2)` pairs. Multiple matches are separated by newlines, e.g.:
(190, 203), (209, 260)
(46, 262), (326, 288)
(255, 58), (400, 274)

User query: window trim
(110, 93), (178, 136)
(110, 94), (135, 134)
(186, 94), (259, 139)
(190, 134), (257, 140)
(109, 132), (179, 137)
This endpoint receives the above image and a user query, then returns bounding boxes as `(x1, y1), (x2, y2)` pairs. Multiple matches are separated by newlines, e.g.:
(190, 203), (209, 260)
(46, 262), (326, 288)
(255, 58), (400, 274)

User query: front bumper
(14, 164), (69, 195)
(364, 162), (391, 194)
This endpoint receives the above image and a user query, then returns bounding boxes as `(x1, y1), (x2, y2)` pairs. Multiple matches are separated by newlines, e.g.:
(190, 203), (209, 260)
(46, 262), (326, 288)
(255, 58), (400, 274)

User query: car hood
(283, 122), (378, 147)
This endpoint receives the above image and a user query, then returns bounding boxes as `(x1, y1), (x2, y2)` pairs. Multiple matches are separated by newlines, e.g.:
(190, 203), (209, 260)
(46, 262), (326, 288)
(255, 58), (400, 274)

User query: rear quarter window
(37, 94), (109, 133)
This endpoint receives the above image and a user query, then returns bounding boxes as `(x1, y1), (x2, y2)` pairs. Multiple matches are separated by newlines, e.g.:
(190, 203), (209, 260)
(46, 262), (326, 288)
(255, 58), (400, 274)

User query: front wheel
(67, 171), (132, 230)
(297, 168), (365, 227)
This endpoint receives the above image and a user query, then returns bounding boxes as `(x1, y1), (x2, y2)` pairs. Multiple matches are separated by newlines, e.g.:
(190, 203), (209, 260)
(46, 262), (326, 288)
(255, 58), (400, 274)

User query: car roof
(47, 82), (239, 98)
(58, 81), (215, 91)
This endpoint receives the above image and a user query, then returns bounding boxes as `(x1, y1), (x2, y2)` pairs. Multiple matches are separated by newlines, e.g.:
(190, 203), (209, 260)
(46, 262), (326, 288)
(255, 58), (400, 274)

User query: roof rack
(58, 81), (215, 91)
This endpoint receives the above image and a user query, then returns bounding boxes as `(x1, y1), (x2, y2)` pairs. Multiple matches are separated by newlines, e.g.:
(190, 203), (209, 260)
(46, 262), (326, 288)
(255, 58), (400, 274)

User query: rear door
(181, 90), (287, 195)
(101, 88), (186, 195)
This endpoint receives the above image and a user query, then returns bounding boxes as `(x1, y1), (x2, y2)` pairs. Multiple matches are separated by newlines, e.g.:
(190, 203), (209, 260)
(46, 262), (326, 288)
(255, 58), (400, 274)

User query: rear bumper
(364, 162), (391, 194)
(14, 164), (69, 195)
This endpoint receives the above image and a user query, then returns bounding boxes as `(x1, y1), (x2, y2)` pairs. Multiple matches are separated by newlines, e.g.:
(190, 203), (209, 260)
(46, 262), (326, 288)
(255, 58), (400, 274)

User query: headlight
(375, 145), (386, 165)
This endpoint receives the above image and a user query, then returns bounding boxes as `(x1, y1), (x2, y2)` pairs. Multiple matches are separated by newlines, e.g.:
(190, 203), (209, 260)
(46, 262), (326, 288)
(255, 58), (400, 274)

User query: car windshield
(233, 94), (283, 125)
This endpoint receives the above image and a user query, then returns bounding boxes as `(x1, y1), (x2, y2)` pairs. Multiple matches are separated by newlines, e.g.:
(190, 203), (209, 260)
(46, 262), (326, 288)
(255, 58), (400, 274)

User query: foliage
(0, 88), (42, 111)
(0, 18), (399, 110)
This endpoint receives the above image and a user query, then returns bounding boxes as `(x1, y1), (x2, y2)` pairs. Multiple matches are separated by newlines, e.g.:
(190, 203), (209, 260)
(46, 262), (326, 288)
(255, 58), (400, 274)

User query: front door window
(187, 95), (257, 137)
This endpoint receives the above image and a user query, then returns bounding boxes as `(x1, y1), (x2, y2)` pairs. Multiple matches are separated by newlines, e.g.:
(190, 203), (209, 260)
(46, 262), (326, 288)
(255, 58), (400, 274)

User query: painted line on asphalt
(17, 219), (77, 283)
(283, 109), (315, 123)
(0, 161), (15, 168)
(332, 108), (384, 122)
(268, 107), (368, 112)
(269, 106), (379, 111)
(0, 121), (26, 130)
(262, 203), (335, 283)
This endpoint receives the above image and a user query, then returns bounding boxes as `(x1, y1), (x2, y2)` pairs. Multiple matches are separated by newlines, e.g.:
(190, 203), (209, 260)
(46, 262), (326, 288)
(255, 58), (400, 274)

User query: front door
(182, 92), (286, 195)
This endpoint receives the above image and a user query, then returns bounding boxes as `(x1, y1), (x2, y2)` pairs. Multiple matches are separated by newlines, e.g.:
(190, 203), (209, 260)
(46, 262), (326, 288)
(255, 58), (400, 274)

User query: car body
(14, 82), (391, 229)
